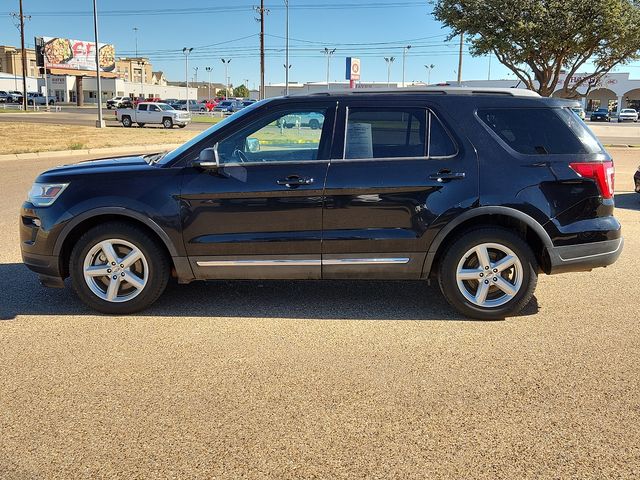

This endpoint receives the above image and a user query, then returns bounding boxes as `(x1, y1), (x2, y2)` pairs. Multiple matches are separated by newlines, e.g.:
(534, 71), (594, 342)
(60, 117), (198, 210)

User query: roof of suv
(298, 86), (540, 98)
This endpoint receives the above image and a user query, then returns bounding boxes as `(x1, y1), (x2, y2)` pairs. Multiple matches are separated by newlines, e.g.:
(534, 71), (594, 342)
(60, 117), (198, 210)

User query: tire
(309, 119), (320, 130)
(48, 100), (55, 106)
(69, 222), (170, 314)
(122, 116), (132, 128)
(137, 123), (145, 128)
(162, 117), (173, 129)
(438, 227), (538, 320)
(178, 124), (186, 128)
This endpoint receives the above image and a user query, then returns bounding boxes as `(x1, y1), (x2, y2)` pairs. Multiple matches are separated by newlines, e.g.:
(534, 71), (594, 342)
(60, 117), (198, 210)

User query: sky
(1, 0), (632, 88)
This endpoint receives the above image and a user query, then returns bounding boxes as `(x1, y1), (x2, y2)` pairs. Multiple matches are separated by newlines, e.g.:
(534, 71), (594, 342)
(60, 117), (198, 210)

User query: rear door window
(477, 107), (602, 154)
(344, 108), (426, 159)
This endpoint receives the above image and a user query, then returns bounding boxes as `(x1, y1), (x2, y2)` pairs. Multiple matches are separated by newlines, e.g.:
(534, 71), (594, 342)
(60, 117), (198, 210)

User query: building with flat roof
(446, 72), (640, 112)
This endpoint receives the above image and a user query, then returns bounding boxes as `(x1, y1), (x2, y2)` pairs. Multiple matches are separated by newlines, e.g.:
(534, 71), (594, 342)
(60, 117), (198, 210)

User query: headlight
(27, 183), (68, 206)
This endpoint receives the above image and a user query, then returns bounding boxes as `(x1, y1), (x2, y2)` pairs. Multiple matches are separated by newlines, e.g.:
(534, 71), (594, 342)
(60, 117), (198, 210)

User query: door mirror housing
(193, 145), (220, 170)
(245, 137), (260, 153)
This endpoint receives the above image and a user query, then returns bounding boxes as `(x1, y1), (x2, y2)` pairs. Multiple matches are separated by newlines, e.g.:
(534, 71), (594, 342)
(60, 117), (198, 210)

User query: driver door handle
(276, 175), (314, 187)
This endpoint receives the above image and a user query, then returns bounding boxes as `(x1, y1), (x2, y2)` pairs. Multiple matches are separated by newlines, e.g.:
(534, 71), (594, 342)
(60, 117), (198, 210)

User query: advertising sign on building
(35, 36), (115, 72)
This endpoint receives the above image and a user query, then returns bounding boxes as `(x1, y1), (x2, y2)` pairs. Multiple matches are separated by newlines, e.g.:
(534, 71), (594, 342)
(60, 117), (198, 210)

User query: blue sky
(0, 0), (599, 88)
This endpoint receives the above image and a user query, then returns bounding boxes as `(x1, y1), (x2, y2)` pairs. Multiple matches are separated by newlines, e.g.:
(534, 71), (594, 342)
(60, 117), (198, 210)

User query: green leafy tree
(233, 84), (250, 98)
(433, 0), (640, 97)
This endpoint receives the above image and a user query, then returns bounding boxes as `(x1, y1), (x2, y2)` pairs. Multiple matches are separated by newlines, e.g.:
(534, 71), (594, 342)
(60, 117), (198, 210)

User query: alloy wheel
(83, 238), (148, 303)
(455, 242), (523, 308)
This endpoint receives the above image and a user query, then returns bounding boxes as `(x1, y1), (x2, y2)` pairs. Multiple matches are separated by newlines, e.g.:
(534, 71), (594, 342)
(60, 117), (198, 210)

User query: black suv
(20, 88), (623, 319)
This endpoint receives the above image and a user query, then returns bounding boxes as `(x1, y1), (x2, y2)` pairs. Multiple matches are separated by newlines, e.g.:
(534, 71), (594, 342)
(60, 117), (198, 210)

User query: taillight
(569, 160), (615, 199)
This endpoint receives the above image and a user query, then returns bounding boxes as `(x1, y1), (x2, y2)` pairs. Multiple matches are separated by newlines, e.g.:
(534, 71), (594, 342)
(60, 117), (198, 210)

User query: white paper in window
(345, 122), (373, 158)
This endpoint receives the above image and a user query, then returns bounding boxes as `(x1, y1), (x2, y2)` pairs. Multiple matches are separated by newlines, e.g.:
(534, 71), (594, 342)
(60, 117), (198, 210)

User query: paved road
(0, 151), (639, 478)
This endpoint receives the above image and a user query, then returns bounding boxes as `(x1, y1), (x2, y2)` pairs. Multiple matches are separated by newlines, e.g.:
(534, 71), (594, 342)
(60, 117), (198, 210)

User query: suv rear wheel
(438, 227), (537, 320)
(69, 222), (170, 314)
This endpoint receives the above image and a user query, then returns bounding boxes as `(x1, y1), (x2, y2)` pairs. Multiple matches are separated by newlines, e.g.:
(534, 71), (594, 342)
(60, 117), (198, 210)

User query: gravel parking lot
(0, 150), (639, 478)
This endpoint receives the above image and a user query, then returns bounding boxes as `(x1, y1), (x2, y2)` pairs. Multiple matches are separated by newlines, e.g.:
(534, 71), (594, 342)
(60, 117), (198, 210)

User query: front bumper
(547, 237), (623, 274)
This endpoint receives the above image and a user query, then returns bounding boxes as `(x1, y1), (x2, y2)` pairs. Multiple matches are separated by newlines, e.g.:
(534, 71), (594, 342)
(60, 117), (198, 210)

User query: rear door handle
(428, 170), (466, 182)
(276, 175), (314, 187)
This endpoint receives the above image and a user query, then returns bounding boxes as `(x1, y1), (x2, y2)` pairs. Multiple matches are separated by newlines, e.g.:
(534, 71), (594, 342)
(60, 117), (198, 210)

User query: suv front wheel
(69, 222), (170, 314)
(438, 227), (538, 320)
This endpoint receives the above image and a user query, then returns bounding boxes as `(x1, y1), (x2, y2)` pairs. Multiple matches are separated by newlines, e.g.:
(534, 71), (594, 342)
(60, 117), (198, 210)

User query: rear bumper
(547, 237), (623, 274)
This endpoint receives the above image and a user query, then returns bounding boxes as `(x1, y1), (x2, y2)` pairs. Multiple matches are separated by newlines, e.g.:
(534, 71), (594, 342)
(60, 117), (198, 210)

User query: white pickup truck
(115, 102), (191, 129)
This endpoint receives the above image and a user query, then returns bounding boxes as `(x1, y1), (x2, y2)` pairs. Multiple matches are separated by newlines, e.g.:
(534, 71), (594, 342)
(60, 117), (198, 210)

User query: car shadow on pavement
(0, 262), (539, 322)
(614, 192), (640, 211)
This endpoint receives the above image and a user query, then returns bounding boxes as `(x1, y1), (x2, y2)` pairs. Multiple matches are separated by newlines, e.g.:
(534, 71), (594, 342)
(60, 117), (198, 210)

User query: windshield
(622, 109), (636, 113)
(158, 103), (174, 111)
(157, 98), (270, 165)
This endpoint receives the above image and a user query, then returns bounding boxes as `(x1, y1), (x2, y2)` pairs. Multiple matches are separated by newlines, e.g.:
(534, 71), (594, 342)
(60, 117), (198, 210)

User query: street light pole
(323, 48), (336, 91)
(402, 45), (411, 88)
(193, 66), (198, 85)
(183, 47), (193, 112)
(384, 57), (395, 87)
(284, 0), (289, 95)
(424, 64), (435, 85)
(457, 32), (464, 86)
(221, 58), (231, 97)
(205, 66), (212, 100)
(92, 0), (104, 127)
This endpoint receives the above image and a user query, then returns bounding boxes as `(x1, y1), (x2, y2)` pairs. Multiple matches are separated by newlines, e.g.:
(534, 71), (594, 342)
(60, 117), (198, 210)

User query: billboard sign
(346, 57), (361, 81)
(35, 36), (115, 72)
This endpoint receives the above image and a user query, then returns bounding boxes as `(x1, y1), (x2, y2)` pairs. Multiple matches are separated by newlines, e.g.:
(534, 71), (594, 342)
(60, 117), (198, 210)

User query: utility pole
(402, 45), (411, 88)
(284, 0), (289, 95)
(205, 66), (212, 100)
(18, 0), (29, 110)
(424, 64), (434, 85)
(457, 32), (463, 86)
(183, 47), (193, 111)
(254, 2), (269, 99)
(221, 58), (231, 97)
(92, 0), (104, 127)
(193, 66), (198, 85)
(323, 48), (335, 91)
(384, 57), (395, 87)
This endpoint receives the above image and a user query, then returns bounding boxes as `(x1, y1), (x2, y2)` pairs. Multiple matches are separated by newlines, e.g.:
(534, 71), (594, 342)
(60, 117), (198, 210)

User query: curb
(603, 144), (640, 148)
(0, 143), (182, 162)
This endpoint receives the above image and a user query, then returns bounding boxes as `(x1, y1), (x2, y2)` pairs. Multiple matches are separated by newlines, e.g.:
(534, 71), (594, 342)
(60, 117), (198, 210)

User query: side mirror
(193, 145), (220, 170)
(245, 137), (260, 153)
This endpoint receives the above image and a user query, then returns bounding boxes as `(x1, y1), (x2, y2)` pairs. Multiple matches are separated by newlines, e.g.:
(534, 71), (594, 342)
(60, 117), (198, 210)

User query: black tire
(137, 123), (145, 128)
(438, 227), (538, 320)
(69, 222), (170, 314)
(122, 116), (132, 128)
(162, 117), (173, 129)
(309, 119), (320, 130)
(48, 100), (55, 106)
(178, 124), (186, 128)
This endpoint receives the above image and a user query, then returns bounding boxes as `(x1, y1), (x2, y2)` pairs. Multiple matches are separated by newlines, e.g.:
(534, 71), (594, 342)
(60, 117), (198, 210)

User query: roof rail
(303, 86), (540, 98)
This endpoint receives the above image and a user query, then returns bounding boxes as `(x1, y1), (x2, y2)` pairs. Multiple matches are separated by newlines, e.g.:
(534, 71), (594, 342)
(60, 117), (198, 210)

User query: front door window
(216, 109), (327, 164)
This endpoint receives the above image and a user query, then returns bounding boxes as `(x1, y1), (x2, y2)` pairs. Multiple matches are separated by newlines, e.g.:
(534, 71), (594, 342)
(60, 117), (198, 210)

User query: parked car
(570, 106), (586, 120)
(0, 90), (10, 103)
(635, 165), (640, 194)
(618, 108), (638, 122)
(590, 108), (611, 122)
(106, 96), (129, 109)
(162, 98), (178, 106)
(241, 99), (256, 108)
(115, 102), (191, 128)
(8, 91), (23, 103)
(213, 99), (243, 113)
(26, 92), (55, 106)
(172, 100), (201, 111)
(279, 112), (324, 129)
(20, 88), (623, 319)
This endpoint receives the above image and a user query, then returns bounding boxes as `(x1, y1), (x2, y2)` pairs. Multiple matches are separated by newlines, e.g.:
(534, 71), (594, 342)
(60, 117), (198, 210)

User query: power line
(23, 2), (428, 17)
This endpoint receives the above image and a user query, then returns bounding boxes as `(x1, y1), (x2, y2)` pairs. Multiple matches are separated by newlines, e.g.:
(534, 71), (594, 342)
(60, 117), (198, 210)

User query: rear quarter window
(477, 107), (603, 155)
